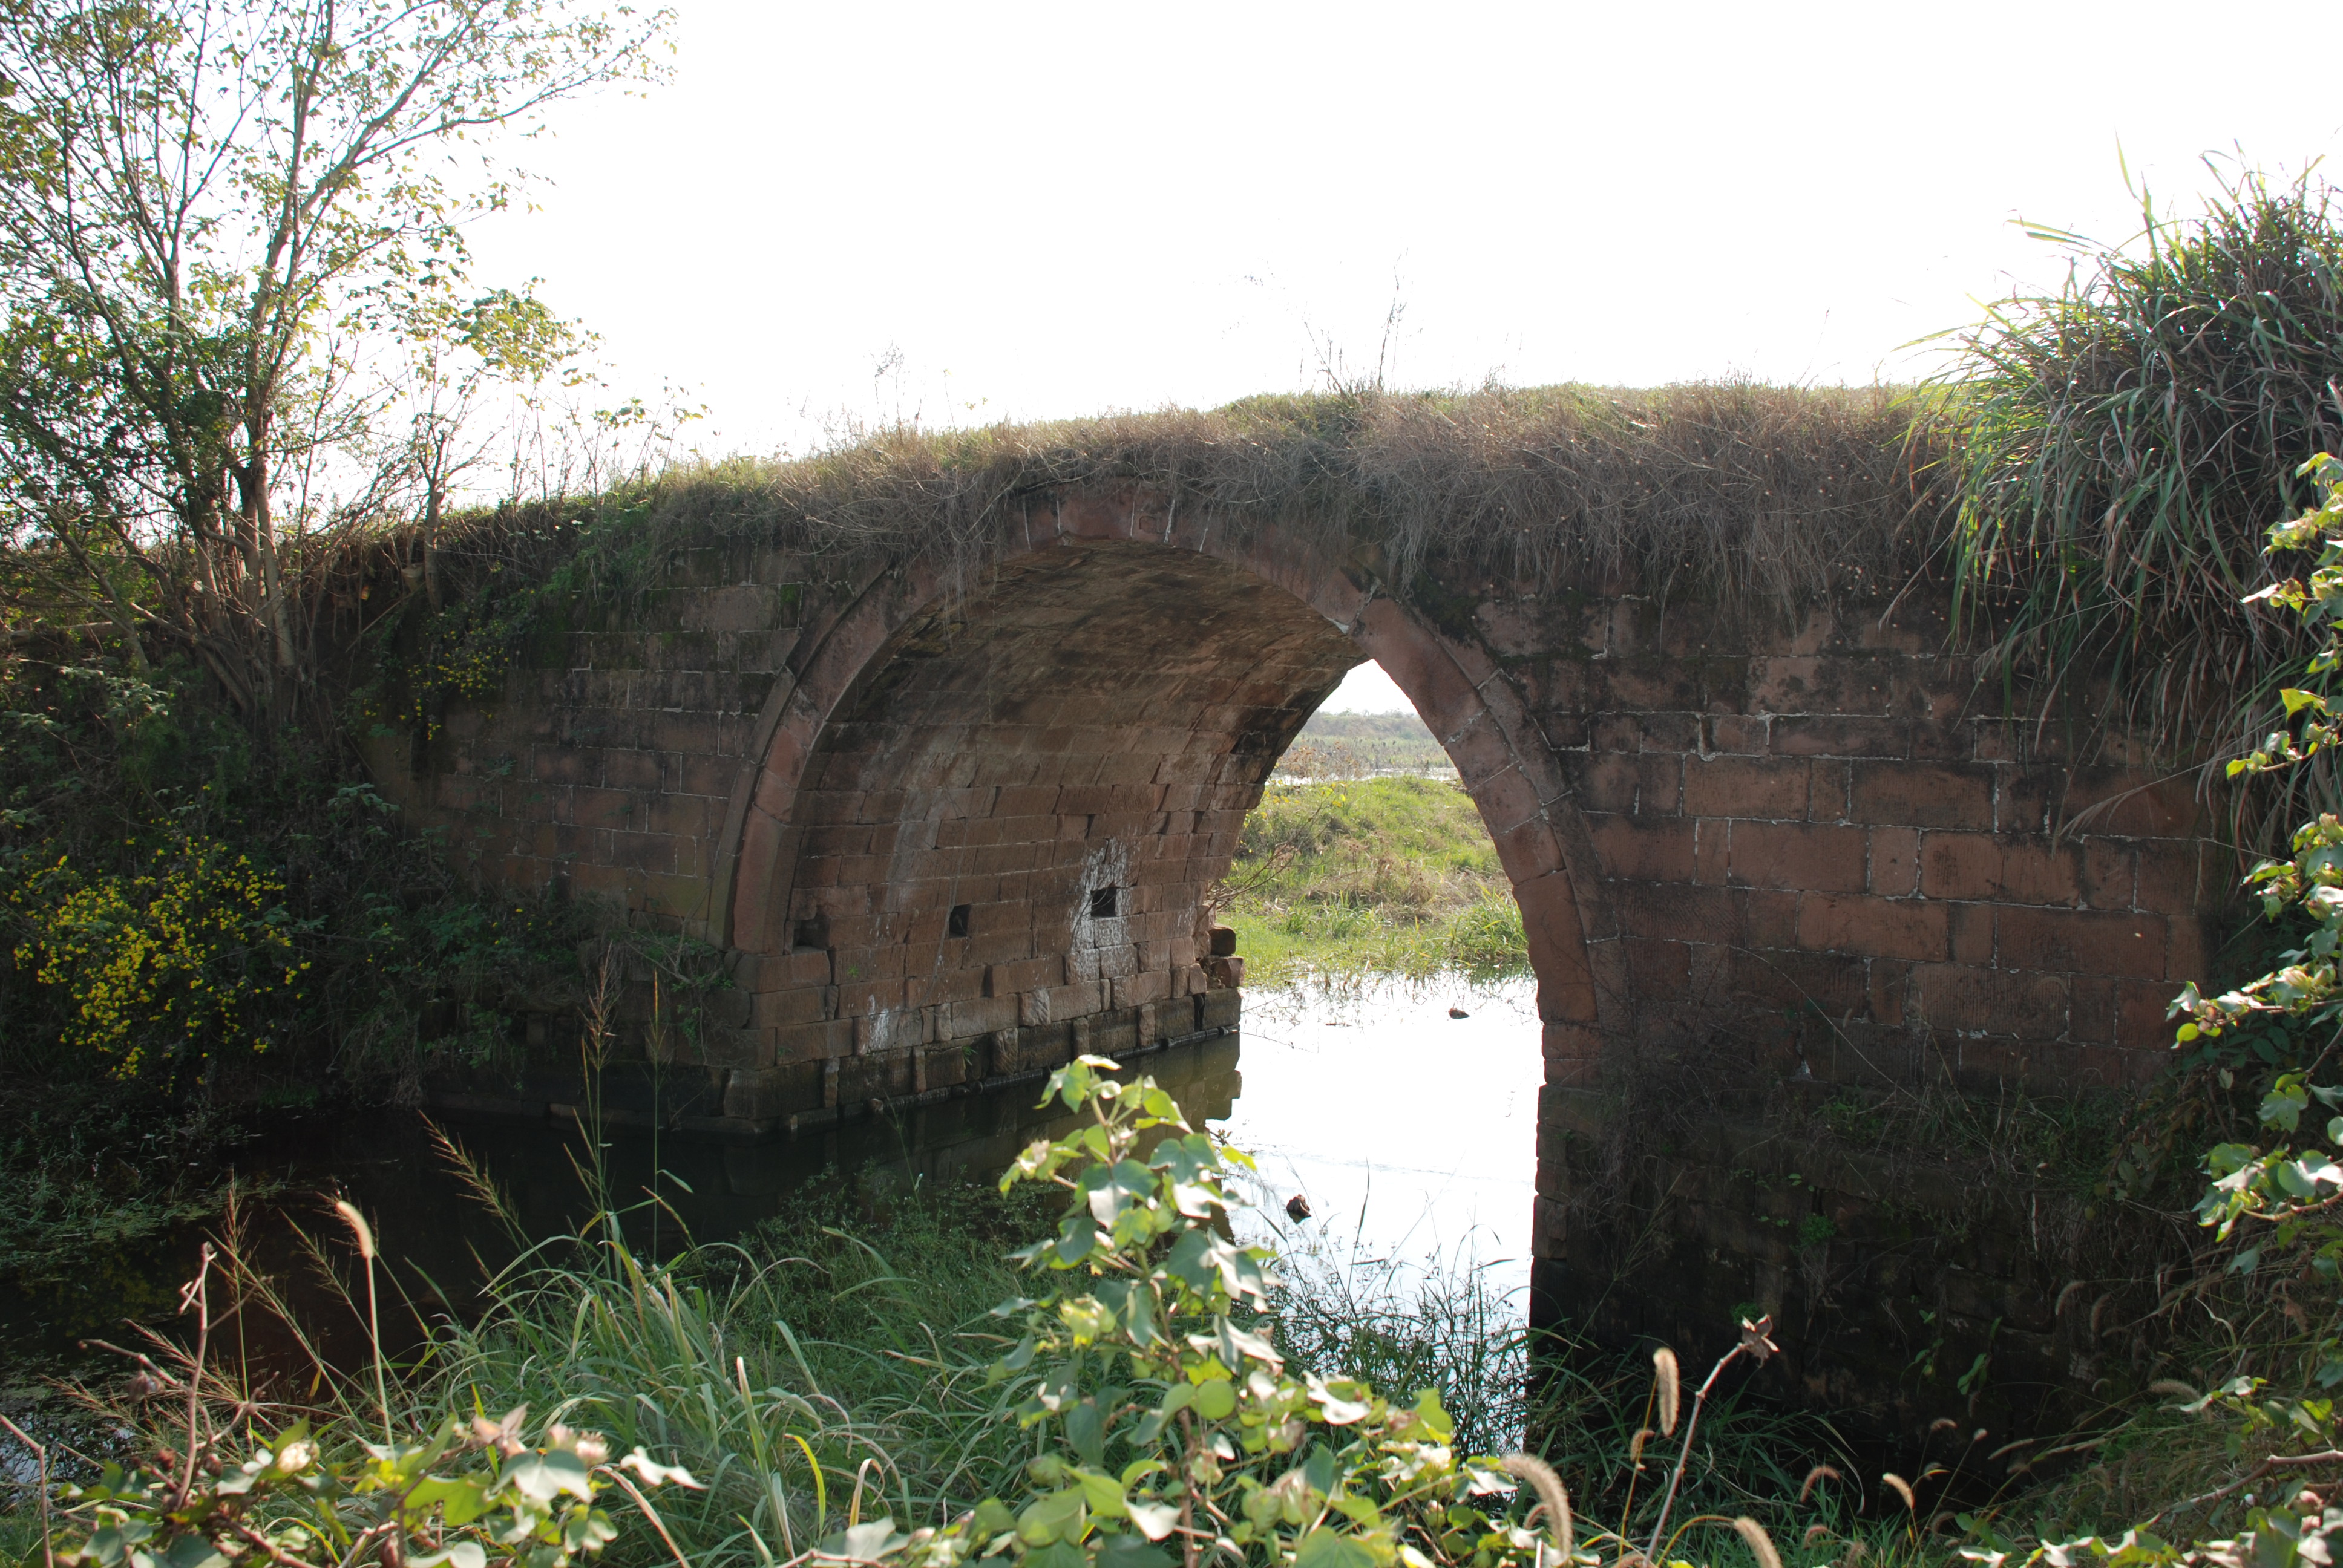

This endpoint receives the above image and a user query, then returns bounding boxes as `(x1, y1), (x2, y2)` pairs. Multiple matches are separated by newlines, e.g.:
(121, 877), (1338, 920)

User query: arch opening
(715, 518), (1612, 1128)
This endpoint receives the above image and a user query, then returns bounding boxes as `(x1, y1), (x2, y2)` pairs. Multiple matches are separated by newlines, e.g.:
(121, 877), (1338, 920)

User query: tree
(387, 281), (587, 610)
(0, 0), (669, 719)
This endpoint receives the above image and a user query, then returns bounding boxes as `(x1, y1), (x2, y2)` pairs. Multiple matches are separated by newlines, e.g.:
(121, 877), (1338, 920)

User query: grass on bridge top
(410, 380), (1941, 629)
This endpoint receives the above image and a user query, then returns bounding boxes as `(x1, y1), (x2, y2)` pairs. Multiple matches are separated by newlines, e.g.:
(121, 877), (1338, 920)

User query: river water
(1, 973), (1542, 1375)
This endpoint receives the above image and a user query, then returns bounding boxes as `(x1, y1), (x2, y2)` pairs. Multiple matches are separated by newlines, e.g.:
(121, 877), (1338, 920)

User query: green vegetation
(0, 1067), (1913, 1568)
(0, 653), (594, 1094)
(0, 0), (667, 723)
(0, 0), (683, 1300)
(7, 88), (2343, 1568)
(1211, 778), (1525, 987)
(1939, 166), (2343, 804)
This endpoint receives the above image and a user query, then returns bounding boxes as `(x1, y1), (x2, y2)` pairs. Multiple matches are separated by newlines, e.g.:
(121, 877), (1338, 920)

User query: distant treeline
(1277, 708), (1452, 779)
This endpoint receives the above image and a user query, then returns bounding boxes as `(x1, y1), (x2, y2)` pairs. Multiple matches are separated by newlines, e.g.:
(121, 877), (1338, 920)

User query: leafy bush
(7, 833), (304, 1077)
(0, 655), (598, 1098)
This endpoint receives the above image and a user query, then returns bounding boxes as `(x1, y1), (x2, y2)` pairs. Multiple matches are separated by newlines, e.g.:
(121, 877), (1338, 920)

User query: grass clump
(1210, 776), (1526, 986)
(382, 380), (1930, 662)
(0, 1095), (1923, 1568)
(1939, 164), (2343, 783)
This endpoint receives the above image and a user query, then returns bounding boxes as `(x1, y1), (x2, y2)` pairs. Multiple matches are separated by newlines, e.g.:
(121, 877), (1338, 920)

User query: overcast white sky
(460, 0), (2343, 708)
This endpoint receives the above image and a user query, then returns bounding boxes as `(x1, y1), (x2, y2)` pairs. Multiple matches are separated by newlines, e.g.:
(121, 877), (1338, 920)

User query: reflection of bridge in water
(0, 1034), (1243, 1379)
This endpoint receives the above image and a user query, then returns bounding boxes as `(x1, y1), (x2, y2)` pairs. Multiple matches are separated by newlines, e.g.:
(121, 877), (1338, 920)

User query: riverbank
(0, 1083), (1889, 1568)
(1214, 776), (1527, 986)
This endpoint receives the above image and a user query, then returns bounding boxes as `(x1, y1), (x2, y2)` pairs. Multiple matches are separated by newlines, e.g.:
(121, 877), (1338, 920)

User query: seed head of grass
(1732, 1517), (1784, 1568)
(332, 1198), (375, 1259)
(1501, 1453), (1573, 1562)
(1651, 1347), (1680, 1437)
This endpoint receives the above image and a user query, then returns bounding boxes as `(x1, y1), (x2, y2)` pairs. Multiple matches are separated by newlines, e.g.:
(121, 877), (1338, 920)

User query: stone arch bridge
(370, 482), (2217, 1424)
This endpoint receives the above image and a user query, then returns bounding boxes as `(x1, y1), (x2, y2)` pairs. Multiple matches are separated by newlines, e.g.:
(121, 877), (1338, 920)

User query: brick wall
(369, 485), (2224, 1436)
(1486, 587), (2211, 1436)
(1501, 590), (2209, 1089)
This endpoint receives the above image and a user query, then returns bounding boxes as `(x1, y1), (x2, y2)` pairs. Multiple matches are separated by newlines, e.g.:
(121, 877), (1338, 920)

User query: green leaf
(1066, 1400), (1107, 1468)
(1192, 1379), (1237, 1420)
(2263, 1079), (2310, 1131)
(410, 1476), (494, 1526)
(1096, 1534), (1174, 1568)
(1095, 1279), (1158, 1348)
(1294, 1526), (1378, 1568)
(1019, 1488), (1090, 1547)
(159, 1535), (232, 1568)
(1152, 1135), (1218, 1184)
(502, 1449), (593, 1505)
(410, 1546), (488, 1568)
(1054, 1212), (1099, 1267)
(1074, 1469), (1129, 1520)
(1083, 1160), (1158, 1229)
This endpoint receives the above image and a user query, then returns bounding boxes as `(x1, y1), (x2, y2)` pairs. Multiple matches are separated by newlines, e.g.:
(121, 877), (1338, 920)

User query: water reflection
(1219, 973), (1542, 1297)
(2, 976), (1543, 1373)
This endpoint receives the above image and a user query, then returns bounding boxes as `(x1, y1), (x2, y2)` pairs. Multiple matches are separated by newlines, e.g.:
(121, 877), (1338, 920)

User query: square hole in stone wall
(948, 903), (971, 939)
(1089, 885), (1119, 919)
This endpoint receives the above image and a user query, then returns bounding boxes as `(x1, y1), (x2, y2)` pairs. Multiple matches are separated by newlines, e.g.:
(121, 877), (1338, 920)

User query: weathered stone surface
(364, 488), (2232, 1440)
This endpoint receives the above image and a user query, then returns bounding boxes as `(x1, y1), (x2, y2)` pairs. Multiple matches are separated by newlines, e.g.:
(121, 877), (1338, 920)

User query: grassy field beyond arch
(1214, 775), (1527, 985)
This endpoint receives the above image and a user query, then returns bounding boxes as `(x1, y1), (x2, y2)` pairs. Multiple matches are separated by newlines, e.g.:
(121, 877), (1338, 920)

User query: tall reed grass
(2, 1108), (1941, 1568)
(1940, 163), (2343, 809)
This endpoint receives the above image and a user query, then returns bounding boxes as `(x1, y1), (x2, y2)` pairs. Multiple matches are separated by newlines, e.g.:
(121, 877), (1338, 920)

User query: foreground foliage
(3, 1065), (1887, 1568)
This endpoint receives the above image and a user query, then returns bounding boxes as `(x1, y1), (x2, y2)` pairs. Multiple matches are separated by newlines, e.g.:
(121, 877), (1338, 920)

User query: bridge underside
(716, 540), (1363, 1122)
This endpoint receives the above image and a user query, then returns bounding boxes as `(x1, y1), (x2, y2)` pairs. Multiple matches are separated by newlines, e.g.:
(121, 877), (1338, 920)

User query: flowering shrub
(5, 834), (305, 1077)
(365, 586), (541, 738)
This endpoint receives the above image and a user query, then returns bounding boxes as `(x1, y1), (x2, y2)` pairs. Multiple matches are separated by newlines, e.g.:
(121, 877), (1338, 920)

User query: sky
(457, 0), (2343, 711)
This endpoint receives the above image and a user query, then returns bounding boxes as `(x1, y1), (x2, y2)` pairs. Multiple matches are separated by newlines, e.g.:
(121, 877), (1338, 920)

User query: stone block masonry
(365, 484), (2228, 1440)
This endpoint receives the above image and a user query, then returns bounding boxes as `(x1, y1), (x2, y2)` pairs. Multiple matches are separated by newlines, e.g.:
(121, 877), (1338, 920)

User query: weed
(1937, 164), (2343, 829)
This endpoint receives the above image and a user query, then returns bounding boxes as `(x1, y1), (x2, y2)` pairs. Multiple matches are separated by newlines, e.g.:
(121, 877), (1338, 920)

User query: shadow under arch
(711, 488), (1623, 1119)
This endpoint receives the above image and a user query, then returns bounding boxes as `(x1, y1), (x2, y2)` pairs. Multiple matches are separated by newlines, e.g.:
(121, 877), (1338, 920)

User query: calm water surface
(1, 973), (1542, 1373)
(1219, 973), (1542, 1298)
